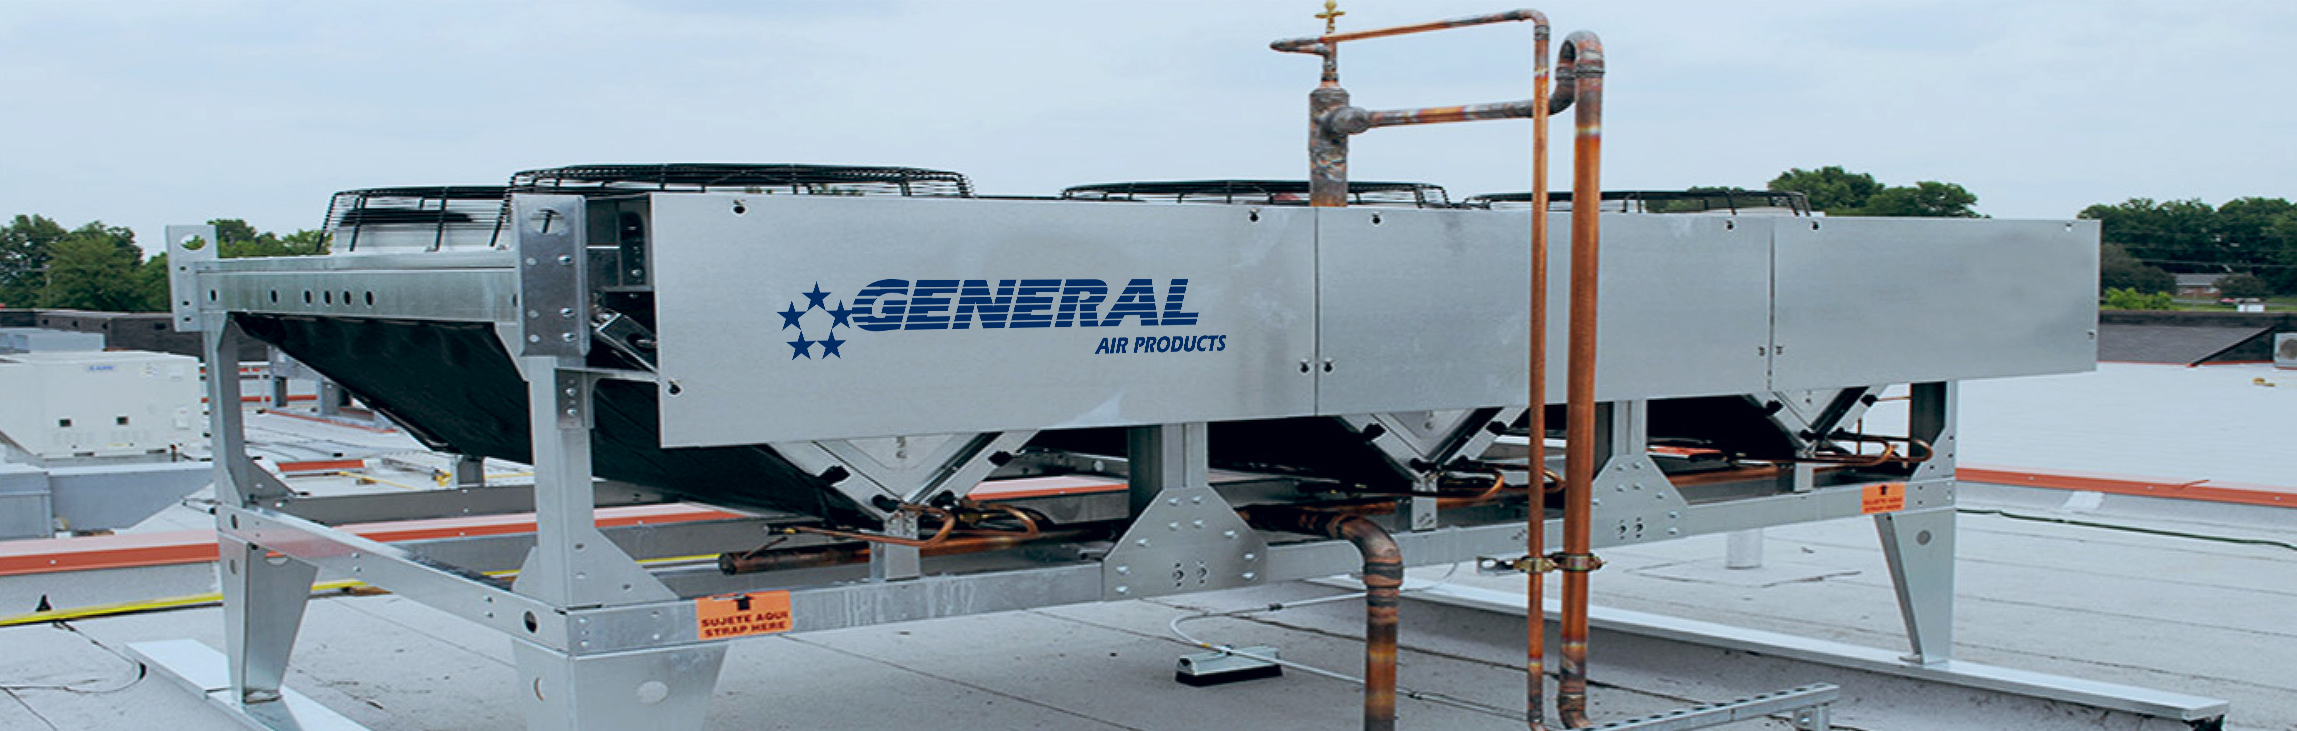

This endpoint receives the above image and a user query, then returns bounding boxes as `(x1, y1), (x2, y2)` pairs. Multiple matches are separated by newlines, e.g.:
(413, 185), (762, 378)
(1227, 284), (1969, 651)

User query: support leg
(514, 640), (726, 731)
(1126, 423), (1210, 513)
(1876, 506), (1956, 665)
(207, 322), (316, 704)
(219, 536), (318, 704)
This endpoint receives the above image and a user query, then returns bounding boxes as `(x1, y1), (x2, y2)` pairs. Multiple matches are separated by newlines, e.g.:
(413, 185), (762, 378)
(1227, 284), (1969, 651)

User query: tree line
(1763, 166), (2294, 300)
(0, 216), (326, 311)
(4, 169), (2287, 311)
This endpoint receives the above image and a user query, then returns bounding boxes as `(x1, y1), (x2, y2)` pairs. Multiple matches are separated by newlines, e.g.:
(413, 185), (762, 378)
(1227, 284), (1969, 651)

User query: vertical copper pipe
(1310, 83), (1353, 208)
(1242, 507), (1402, 731)
(1556, 30), (1604, 731)
(1525, 16), (1554, 731)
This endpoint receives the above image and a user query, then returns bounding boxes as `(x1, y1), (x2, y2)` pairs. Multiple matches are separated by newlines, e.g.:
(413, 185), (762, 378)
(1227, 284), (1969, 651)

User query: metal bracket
(1102, 486), (1267, 600)
(1344, 407), (1519, 480)
(771, 431), (1035, 522)
(1548, 551), (1604, 573)
(593, 312), (659, 370)
(1588, 683), (1840, 731)
(165, 225), (219, 333)
(513, 194), (589, 359)
(1476, 553), (1557, 575)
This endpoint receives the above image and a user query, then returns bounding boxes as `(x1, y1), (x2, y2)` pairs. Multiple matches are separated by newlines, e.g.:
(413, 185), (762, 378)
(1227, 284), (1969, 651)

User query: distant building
(2174, 273), (2223, 300)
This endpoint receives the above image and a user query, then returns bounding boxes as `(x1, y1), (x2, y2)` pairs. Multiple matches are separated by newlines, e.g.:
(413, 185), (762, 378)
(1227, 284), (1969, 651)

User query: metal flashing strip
(129, 639), (374, 731)
(1394, 583), (2230, 723)
(1960, 464), (2294, 509)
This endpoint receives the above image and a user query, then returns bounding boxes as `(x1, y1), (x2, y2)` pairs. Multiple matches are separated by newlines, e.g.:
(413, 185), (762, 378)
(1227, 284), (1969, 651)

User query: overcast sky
(4, 0), (2293, 253)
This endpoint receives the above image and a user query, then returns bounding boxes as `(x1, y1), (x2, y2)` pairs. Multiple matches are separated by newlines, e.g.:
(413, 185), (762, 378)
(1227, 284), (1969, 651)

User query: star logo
(781, 284), (848, 361)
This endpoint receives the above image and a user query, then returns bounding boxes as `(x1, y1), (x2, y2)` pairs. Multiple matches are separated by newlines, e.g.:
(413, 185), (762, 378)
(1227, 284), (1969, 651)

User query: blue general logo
(777, 282), (850, 359)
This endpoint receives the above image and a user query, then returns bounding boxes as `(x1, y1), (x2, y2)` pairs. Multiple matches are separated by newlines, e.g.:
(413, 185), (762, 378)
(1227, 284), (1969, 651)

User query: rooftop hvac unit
(2277, 333), (2297, 369)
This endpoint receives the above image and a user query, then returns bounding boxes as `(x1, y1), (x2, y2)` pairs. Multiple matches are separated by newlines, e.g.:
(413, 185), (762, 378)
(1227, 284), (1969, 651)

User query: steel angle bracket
(165, 225), (219, 332)
(1588, 453), (1692, 547)
(770, 431), (1035, 520)
(1344, 407), (1520, 473)
(1102, 486), (1267, 600)
(511, 194), (589, 359)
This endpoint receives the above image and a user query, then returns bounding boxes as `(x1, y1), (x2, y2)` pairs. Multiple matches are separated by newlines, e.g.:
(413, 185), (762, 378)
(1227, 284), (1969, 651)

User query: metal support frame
(206, 320), (323, 710)
(1341, 407), (1522, 532)
(1877, 381), (1958, 665)
(1104, 424), (1267, 600)
(139, 156), (2104, 730)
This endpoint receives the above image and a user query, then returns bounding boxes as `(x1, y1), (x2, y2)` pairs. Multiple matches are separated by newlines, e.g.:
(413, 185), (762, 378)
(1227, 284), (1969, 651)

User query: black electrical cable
(0, 622), (148, 696)
(1958, 508), (2297, 552)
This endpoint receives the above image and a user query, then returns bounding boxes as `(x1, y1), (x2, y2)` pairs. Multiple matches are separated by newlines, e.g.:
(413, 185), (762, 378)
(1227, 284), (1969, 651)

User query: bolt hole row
(262, 289), (378, 308)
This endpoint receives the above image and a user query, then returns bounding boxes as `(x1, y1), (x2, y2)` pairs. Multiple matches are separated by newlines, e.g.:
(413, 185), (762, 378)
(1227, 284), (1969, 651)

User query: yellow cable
(0, 553), (724, 627)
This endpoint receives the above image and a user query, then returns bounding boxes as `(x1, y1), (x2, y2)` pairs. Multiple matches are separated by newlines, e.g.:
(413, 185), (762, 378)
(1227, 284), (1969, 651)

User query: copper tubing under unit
(1554, 29), (1605, 731)
(719, 527), (1100, 575)
(1241, 505), (1403, 731)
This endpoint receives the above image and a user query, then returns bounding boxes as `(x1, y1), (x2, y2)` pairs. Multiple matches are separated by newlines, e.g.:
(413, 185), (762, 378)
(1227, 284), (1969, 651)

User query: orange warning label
(696, 591), (793, 640)
(1861, 483), (1908, 514)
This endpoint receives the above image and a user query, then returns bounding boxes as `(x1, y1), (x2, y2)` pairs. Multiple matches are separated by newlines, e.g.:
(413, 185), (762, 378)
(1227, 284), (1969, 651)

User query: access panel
(651, 195), (1319, 446)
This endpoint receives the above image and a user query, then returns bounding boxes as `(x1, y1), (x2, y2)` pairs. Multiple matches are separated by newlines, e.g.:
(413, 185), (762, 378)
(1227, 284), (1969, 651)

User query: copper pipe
(720, 528), (1102, 575)
(1524, 18), (1556, 730)
(1241, 506), (1403, 731)
(1283, 9), (1567, 208)
(955, 501), (1045, 539)
(1273, 9), (1548, 52)
(783, 503), (958, 548)
(1555, 29), (1604, 730)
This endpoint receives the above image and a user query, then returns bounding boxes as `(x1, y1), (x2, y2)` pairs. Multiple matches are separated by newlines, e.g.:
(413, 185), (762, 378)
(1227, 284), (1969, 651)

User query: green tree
(2101, 287), (2174, 310)
(2079, 198), (2222, 273)
(1767, 166), (1882, 213)
(2212, 197), (2295, 270)
(2217, 272), (2272, 300)
(2100, 243), (2174, 294)
(38, 223), (157, 312)
(209, 217), (328, 258)
(1, 214), (69, 308)
(1859, 181), (1981, 218)
(2270, 211), (2297, 295)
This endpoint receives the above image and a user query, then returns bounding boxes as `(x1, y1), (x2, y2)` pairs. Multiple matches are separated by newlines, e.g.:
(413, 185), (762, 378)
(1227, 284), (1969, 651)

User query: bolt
(1192, 520), (1205, 529)
(1168, 522), (1180, 531)
(1115, 586), (1130, 595)
(1224, 530), (1237, 540)
(559, 307), (574, 318)
(1168, 497), (1180, 506)
(1242, 572), (1257, 581)
(557, 255), (573, 265)
(1243, 553), (1256, 561)
(1136, 538), (1150, 547)
(1116, 565), (1130, 575)
(560, 332), (576, 342)
(1190, 495), (1204, 504)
